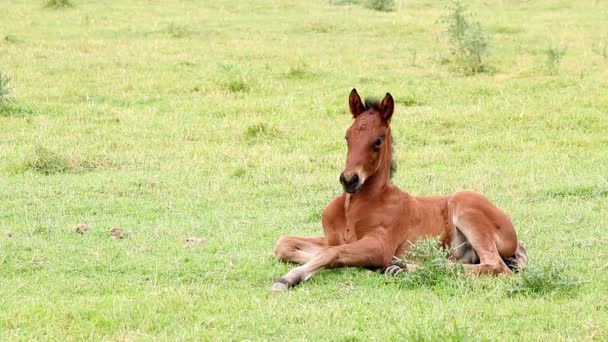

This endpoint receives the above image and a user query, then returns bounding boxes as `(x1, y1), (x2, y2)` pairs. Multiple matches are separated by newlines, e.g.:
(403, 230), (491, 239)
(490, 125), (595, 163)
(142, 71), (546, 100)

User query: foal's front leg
(272, 236), (392, 291)
(274, 236), (326, 265)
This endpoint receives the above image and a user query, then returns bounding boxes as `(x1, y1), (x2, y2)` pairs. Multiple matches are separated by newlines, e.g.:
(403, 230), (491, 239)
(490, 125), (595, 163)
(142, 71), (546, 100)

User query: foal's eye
(373, 138), (383, 150)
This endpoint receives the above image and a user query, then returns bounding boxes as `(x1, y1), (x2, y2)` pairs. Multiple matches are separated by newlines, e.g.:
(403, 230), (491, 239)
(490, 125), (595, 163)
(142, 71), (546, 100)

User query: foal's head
(340, 89), (394, 194)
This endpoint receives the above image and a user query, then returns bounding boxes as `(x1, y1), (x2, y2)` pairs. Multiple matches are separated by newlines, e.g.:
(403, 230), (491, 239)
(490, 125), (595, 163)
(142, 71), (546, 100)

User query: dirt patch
(75, 224), (90, 234)
(111, 227), (124, 239)
(185, 236), (208, 246)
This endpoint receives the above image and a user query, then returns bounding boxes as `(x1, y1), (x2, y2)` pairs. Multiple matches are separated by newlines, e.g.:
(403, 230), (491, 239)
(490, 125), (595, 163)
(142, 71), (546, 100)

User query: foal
(272, 89), (527, 291)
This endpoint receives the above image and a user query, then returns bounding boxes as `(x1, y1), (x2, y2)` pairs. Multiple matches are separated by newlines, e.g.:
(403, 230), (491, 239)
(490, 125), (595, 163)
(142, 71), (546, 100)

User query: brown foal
(272, 89), (528, 291)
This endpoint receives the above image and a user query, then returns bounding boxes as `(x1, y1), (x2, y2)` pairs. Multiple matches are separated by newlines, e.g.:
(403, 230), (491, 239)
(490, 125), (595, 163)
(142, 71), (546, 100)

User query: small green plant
(1, 104), (36, 117)
(217, 63), (251, 93)
(491, 26), (523, 35)
(398, 238), (466, 289)
(225, 76), (249, 93)
(506, 262), (583, 296)
(286, 62), (317, 79)
(165, 23), (192, 38)
(439, 0), (492, 75)
(4, 35), (21, 43)
(306, 208), (323, 222)
(29, 146), (71, 174)
(403, 321), (473, 342)
(287, 64), (307, 79)
(544, 46), (567, 70)
(0, 72), (12, 104)
(231, 167), (247, 178)
(396, 94), (422, 107)
(408, 47), (417, 66)
(366, 0), (395, 12)
(244, 123), (281, 142)
(308, 23), (335, 33)
(27, 146), (101, 174)
(45, 0), (73, 9)
(330, 0), (361, 5)
(592, 42), (607, 59)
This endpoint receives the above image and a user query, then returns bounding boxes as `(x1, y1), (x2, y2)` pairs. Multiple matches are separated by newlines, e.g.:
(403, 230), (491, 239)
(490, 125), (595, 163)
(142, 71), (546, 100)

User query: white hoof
(271, 281), (290, 292)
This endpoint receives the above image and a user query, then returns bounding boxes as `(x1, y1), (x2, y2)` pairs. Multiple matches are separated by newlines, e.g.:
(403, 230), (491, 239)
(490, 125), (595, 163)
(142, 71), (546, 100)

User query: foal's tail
(502, 242), (528, 272)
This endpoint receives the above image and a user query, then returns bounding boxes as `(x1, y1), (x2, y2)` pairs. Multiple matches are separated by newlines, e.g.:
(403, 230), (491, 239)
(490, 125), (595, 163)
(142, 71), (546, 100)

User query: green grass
(506, 262), (584, 297)
(44, 0), (73, 9)
(366, 0), (396, 12)
(1, 0), (608, 340)
(396, 238), (467, 292)
(0, 72), (11, 104)
(163, 23), (194, 39)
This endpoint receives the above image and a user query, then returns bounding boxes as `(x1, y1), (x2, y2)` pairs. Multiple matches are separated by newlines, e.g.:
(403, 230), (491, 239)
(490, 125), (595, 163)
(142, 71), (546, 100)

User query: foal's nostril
(340, 173), (360, 190)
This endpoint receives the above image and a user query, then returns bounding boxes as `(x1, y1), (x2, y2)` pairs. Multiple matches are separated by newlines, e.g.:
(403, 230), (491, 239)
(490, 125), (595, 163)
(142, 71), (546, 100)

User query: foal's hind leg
(452, 212), (512, 274)
(274, 236), (326, 265)
(454, 210), (511, 274)
(449, 192), (518, 274)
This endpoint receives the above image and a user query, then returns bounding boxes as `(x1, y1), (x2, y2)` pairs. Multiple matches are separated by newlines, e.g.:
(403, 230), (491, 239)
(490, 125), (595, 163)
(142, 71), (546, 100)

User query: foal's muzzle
(340, 172), (361, 194)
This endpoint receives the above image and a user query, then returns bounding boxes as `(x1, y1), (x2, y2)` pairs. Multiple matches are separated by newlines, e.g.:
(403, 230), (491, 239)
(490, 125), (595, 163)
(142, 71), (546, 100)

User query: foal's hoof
(271, 278), (292, 292)
(384, 264), (405, 276)
(383, 258), (408, 276)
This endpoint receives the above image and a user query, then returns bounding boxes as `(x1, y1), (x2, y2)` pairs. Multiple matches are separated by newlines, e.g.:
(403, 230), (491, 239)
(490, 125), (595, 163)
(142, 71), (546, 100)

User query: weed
(366, 0), (395, 12)
(244, 123), (281, 142)
(231, 167), (247, 178)
(398, 238), (466, 289)
(307, 208), (323, 222)
(491, 26), (524, 35)
(544, 46), (567, 71)
(396, 94), (422, 107)
(225, 77), (249, 93)
(333, 0), (394, 11)
(506, 262), (583, 296)
(439, 0), (492, 75)
(0, 103), (37, 117)
(538, 186), (608, 199)
(308, 23), (335, 33)
(28, 146), (71, 174)
(165, 23), (192, 38)
(408, 47), (417, 66)
(403, 321), (474, 342)
(4, 35), (21, 43)
(330, 0), (361, 5)
(0, 72), (12, 104)
(217, 63), (251, 93)
(45, 0), (73, 9)
(27, 146), (101, 174)
(592, 42), (607, 59)
(286, 62), (316, 79)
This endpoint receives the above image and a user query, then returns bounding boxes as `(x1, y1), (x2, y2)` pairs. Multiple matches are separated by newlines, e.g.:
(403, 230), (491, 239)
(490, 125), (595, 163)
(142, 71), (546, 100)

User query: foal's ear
(349, 88), (365, 118)
(379, 92), (394, 121)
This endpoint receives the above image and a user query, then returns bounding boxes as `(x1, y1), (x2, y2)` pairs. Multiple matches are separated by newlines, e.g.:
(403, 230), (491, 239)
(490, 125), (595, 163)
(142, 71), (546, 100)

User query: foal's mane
(363, 98), (381, 111)
(363, 97), (397, 179)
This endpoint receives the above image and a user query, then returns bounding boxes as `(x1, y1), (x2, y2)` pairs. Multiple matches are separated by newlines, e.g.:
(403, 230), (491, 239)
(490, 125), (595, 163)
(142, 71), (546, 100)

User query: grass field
(1, 0), (608, 340)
